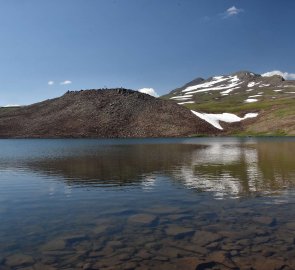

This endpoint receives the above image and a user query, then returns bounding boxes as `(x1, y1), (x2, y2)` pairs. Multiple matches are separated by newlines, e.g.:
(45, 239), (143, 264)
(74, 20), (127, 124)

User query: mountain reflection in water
(1, 138), (295, 270)
(1, 138), (294, 199)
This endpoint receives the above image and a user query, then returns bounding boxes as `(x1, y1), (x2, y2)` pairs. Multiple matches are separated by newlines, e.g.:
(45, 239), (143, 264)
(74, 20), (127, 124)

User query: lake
(1, 137), (295, 270)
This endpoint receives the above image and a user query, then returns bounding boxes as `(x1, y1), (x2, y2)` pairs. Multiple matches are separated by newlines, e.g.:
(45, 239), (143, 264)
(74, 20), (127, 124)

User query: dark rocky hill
(0, 88), (218, 138)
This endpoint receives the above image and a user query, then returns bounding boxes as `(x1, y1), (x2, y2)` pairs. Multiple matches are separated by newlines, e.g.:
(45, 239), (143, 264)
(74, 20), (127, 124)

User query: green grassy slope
(162, 87), (295, 136)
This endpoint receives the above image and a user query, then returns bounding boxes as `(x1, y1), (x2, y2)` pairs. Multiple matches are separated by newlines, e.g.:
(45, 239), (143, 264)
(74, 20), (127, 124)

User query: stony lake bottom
(1, 137), (295, 270)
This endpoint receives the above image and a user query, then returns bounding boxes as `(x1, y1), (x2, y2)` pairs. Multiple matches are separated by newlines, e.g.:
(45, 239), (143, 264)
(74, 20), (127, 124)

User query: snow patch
(247, 82), (260, 87)
(248, 94), (262, 98)
(191, 111), (258, 130)
(182, 75), (241, 94)
(182, 77), (229, 92)
(230, 76), (240, 83)
(170, 94), (193, 99)
(245, 98), (258, 103)
(178, 101), (195, 105)
(184, 78), (243, 94)
(259, 84), (270, 88)
(172, 97), (191, 101)
(220, 86), (241, 95)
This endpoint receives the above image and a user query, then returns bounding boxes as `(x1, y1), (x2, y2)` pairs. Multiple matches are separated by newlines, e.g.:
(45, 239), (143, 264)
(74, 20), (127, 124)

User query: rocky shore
(1, 202), (295, 270)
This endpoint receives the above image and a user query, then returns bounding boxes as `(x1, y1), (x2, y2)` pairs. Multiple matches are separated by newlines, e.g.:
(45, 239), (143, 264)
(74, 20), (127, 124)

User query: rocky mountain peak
(163, 70), (295, 107)
(232, 71), (259, 80)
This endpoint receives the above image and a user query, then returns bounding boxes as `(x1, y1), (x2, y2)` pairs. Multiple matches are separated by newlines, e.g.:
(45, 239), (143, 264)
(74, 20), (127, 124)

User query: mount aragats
(0, 71), (295, 138)
(163, 71), (295, 136)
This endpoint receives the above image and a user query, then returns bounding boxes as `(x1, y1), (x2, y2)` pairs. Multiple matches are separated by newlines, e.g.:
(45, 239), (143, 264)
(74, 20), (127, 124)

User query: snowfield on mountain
(191, 111), (258, 130)
(163, 71), (295, 135)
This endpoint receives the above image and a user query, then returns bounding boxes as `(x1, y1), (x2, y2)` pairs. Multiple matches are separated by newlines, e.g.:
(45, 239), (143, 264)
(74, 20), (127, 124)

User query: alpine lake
(1, 137), (295, 270)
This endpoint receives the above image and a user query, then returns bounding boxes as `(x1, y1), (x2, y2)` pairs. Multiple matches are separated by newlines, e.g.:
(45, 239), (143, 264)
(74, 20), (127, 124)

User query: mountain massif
(163, 71), (295, 135)
(1, 71), (294, 138)
(0, 89), (217, 138)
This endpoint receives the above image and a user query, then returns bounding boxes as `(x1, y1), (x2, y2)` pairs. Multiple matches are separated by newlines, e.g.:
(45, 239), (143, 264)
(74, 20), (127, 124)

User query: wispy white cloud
(138, 88), (159, 97)
(3, 104), (20, 107)
(48, 81), (54, 85)
(262, 70), (295, 80)
(60, 80), (72, 85)
(224, 6), (243, 18)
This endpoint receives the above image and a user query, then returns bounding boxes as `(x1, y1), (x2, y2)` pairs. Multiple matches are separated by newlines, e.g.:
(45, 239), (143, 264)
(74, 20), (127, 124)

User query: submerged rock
(192, 231), (223, 246)
(41, 239), (66, 251)
(33, 262), (57, 270)
(92, 224), (109, 235)
(128, 214), (157, 225)
(253, 216), (277, 226)
(165, 225), (194, 237)
(285, 221), (295, 230)
(5, 253), (34, 268)
(61, 233), (87, 242)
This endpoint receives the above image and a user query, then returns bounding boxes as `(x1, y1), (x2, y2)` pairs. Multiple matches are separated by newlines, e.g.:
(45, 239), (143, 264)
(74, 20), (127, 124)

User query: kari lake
(1, 137), (295, 270)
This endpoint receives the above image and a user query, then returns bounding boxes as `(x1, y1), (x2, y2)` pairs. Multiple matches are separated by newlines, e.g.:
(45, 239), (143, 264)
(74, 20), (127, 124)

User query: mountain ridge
(163, 71), (295, 135)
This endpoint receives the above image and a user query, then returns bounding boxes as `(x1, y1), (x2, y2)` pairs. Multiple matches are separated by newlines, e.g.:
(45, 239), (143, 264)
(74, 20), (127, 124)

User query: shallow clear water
(1, 137), (295, 270)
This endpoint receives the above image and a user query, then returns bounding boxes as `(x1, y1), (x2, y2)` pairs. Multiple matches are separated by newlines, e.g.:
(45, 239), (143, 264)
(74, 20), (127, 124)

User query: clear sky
(1, 0), (295, 105)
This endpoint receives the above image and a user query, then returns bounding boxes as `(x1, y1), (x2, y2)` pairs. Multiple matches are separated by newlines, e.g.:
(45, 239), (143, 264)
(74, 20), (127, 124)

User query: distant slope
(0, 89), (218, 138)
(163, 71), (295, 135)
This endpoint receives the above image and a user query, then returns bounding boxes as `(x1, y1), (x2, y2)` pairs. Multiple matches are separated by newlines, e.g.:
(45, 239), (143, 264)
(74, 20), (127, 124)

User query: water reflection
(26, 144), (207, 186)
(1, 138), (295, 269)
(1, 138), (294, 198)
(174, 141), (295, 198)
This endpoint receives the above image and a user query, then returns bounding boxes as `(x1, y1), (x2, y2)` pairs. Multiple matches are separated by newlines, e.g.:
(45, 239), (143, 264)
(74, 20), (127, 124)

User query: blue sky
(1, 0), (295, 105)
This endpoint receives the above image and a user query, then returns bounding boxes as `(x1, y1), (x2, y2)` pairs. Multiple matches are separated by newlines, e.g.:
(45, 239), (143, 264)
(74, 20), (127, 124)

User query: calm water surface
(1, 137), (295, 270)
